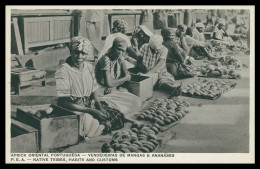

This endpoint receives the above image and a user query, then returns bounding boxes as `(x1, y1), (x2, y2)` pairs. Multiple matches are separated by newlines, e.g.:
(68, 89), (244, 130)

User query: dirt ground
(10, 53), (251, 153)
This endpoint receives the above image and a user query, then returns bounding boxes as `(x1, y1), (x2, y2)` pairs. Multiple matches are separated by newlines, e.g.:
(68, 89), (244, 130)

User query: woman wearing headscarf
(212, 20), (233, 42)
(193, 23), (206, 42)
(95, 37), (142, 114)
(161, 28), (194, 80)
(98, 19), (137, 62)
(185, 27), (217, 60)
(55, 37), (111, 139)
(136, 35), (182, 96)
(131, 25), (154, 53)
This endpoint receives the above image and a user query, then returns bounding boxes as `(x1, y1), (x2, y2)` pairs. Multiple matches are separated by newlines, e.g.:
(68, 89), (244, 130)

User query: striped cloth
(139, 43), (168, 73)
(139, 43), (176, 89)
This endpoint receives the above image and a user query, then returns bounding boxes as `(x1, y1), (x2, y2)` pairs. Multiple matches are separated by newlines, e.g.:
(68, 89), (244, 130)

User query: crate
(126, 74), (153, 102)
(11, 118), (39, 153)
(16, 104), (79, 151)
(11, 67), (46, 95)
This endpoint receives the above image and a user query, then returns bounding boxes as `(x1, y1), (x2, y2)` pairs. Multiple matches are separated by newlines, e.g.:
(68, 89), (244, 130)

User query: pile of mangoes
(136, 97), (190, 126)
(101, 123), (160, 153)
(210, 40), (247, 54)
(181, 78), (236, 99)
(200, 60), (241, 79)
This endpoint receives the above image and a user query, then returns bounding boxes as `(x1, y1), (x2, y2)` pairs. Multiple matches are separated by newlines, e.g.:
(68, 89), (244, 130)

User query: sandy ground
(10, 53), (251, 153)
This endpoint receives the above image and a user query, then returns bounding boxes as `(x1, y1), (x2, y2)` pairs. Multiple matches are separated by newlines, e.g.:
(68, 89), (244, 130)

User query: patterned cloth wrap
(101, 102), (126, 134)
(72, 96), (126, 135)
(69, 36), (92, 54)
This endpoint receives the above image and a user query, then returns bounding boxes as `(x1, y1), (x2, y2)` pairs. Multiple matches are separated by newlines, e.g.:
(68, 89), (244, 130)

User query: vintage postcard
(6, 5), (255, 164)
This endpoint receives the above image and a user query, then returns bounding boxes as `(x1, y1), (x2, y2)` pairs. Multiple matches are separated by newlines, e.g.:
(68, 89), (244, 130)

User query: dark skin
(58, 50), (110, 123)
(213, 24), (229, 40)
(102, 45), (131, 88)
(118, 28), (139, 60)
(176, 28), (189, 54)
(167, 31), (185, 63)
(186, 27), (216, 60)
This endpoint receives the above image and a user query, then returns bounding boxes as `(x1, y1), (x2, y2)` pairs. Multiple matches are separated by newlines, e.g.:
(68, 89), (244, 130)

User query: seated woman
(98, 19), (137, 63)
(135, 35), (182, 96)
(161, 28), (194, 80)
(55, 37), (111, 139)
(193, 23), (207, 42)
(185, 27), (217, 60)
(212, 20), (233, 42)
(95, 37), (142, 114)
(174, 24), (190, 58)
(131, 25), (154, 54)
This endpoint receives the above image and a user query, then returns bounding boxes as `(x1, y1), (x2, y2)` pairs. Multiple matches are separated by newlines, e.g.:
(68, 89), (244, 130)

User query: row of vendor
(54, 19), (233, 139)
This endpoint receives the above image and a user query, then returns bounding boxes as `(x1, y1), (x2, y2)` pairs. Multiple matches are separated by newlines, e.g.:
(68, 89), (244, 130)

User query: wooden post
(184, 9), (193, 27)
(12, 17), (24, 55)
(102, 13), (110, 37)
(76, 10), (88, 38)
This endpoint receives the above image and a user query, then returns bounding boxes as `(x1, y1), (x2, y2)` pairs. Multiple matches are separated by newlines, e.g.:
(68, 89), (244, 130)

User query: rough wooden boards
(12, 17), (24, 55)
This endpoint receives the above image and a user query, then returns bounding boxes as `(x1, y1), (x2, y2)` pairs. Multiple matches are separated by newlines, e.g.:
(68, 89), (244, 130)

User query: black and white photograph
(5, 5), (255, 164)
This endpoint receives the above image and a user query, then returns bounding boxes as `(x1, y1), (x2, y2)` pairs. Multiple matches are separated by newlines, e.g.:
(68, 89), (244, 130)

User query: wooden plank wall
(23, 16), (74, 53)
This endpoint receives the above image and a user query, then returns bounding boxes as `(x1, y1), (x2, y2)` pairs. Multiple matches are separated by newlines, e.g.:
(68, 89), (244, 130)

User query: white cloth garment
(99, 91), (142, 114)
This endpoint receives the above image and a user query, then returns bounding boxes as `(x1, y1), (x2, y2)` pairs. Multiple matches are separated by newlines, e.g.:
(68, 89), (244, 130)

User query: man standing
(86, 10), (104, 41)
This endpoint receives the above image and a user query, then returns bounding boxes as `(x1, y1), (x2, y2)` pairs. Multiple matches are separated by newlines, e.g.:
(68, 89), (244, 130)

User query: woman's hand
(125, 73), (131, 81)
(184, 56), (195, 65)
(137, 72), (146, 76)
(95, 110), (110, 122)
(100, 108), (110, 118)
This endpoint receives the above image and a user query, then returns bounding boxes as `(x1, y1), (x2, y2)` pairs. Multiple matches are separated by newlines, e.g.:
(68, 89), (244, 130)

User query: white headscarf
(195, 23), (205, 28)
(149, 35), (163, 50)
(139, 25), (154, 36)
(69, 36), (92, 54)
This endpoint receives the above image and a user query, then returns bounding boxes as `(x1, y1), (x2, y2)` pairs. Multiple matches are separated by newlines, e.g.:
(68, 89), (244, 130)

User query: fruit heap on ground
(101, 123), (160, 153)
(210, 39), (248, 55)
(137, 97), (190, 127)
(199, 59), (241, 79)
(181, 78), (237, 99)
(219, 55), (242, 70)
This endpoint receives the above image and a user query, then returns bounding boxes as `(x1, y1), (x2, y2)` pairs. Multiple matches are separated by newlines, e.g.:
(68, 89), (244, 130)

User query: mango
(133, 141), (143, 147)
(149, 139), (159, 146)
(45, 107), (53, 115)
(150, 126), (159, 134)
(143, 144), (154, 152)
(157, 120), (165, 126)
(137, 114), (145, 120)
(140, 147), (150, 153)
(121, 148), (131, 153)
(131, 128), (139, 134)
(127, 146), (139, 153)
(164, 118), (171, 125)
(153, 123), (160, 129)
(147, 134), (156, 140)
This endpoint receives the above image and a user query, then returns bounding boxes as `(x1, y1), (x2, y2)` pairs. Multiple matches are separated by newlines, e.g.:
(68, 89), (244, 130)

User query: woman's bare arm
(102, 70), (131, 88)
(57, 97), (109, 122)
